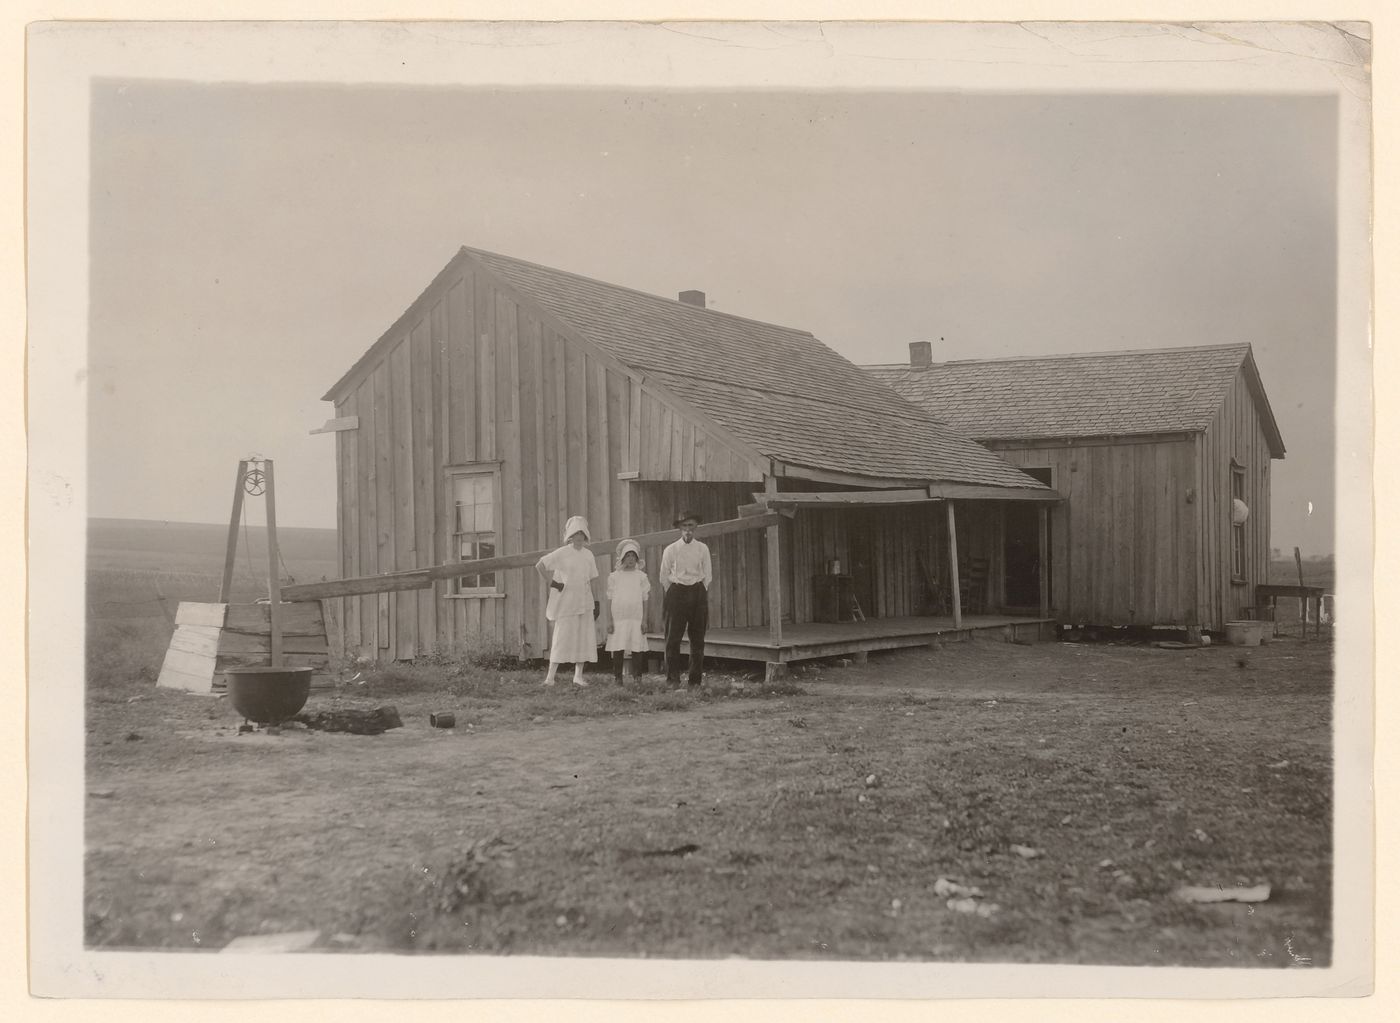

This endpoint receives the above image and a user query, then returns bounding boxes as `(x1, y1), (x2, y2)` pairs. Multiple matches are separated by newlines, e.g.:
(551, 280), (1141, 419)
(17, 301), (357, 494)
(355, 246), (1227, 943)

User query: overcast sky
(88, 81), (1339, 553)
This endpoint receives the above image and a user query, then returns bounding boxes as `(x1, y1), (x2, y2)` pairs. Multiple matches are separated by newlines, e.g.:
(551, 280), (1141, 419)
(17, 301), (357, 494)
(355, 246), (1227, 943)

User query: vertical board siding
(1197, 372), (1274, 628)
(389, 338), (416, 659)
(992, 439), (1197, 627)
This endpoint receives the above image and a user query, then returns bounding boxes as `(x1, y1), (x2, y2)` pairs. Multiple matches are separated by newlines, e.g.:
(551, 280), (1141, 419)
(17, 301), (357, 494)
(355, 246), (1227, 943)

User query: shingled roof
(458, 247), (1043, 488)
(866, 344), (1285, 458)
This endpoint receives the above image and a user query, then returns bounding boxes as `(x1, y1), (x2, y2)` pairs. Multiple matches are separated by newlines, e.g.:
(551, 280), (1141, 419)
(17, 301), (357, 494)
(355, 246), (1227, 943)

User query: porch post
(946, 500), (962, 630)
(1038, 504), (1050, 618)
(765, 476), (783, 650)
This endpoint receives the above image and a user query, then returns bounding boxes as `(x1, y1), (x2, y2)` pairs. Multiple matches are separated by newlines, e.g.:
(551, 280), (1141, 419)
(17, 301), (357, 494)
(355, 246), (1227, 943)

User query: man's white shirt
(660, 537), (712, 590)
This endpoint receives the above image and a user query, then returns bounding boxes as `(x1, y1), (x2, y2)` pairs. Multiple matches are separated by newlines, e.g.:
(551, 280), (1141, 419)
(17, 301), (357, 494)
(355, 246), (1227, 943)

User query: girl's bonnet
(614, 537), (644, 570)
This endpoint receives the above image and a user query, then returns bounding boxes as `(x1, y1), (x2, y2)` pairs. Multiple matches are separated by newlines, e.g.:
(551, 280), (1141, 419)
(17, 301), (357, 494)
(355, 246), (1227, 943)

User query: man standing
(660, 510), (711, 688)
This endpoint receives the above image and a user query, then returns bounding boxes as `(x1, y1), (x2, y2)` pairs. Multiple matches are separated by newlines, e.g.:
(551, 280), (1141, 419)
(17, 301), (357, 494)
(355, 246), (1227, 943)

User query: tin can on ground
(430, 712), (456, 729)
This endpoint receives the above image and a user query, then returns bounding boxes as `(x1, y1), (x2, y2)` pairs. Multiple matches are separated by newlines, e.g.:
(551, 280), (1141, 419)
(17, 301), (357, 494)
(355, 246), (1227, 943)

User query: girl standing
(605, 538), (651, 683)
(536, 515), (599, 687)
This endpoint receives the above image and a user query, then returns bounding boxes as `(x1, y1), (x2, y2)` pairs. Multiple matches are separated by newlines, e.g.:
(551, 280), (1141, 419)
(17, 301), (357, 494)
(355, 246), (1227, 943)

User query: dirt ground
(85, 633), (1333, 966)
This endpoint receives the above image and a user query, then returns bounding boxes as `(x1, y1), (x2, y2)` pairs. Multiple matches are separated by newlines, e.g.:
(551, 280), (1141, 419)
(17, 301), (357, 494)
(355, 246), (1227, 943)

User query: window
(449, 467), (499, 595)
(1230, 460), (1248, 583)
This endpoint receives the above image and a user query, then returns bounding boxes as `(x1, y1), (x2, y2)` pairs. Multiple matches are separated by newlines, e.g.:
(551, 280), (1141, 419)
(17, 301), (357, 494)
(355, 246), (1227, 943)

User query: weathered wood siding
(329, 255), (771, 660)
(628, 482), (769, 633)
(1196, 371), (1274, 628)
(991, 438), (1198, 626)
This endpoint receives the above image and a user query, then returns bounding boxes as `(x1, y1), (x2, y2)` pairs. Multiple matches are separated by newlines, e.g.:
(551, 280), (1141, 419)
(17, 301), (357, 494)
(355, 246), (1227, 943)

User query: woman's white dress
(541, 544), (599, 663)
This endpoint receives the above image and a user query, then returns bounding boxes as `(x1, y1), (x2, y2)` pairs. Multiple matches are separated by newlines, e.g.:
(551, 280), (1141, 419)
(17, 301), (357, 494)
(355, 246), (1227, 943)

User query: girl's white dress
(605, 569), (651, 653)
(541, 545), (599, 663)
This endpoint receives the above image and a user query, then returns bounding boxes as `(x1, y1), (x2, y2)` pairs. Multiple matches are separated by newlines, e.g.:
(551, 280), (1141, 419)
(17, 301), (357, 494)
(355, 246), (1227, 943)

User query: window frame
(1230, 459), (1247, 585)
(445, 462), (503, 598)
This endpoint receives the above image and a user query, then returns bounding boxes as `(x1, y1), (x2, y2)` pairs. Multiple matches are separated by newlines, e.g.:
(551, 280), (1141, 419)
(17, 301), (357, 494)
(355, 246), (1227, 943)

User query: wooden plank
(606, 368), (628, 540)
(218, 461), (248, 602)
(431, 294), (451, 649)
(761, 488), (932, 507)
(670, 411), (685, 480)
(519, 308), (543, 657)
(157, 653), (217, 693)
(389, 340), (416, 658)
(283, 512), (788, 600)
(158, 647), (219, 687)
(216, 632), (330, 656)
(542, 328), (562, 556)
(765, 477), (782, 645)
(563, 338), (582, 513)
(498, 291), (523, 652)
(175, 602), (227, 628)
(262, 461), (285, 666)
(476, 271), (496, 462)
(947, 501), (962, 629)
(168, 626), (222, 657)
(356, 377), (375, 654)
(340, 392), (359, 655)
(216, 651), (328, 671)
(681, 420), (695, 480)
(926, 483), (1059, 502)
(373, 358), (394, 652)
(223, 604), (326, 635)
(411, 315), (436, 653)
(449, 276), (474, 465)
(309, 416), (359, 435)
(628, 378), (642, 473)
(594, 361), (612, 537)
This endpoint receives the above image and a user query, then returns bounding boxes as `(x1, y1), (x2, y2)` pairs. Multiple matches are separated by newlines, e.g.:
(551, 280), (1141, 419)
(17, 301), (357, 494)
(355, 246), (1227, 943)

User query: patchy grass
(85, 634), (1333, 966)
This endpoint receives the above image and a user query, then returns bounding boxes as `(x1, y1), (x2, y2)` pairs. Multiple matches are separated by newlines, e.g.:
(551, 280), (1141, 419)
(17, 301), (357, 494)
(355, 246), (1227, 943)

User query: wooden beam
(765, 476), (782, 648)
(927, 483), (1060, 502)
(947, 501), (962, 630)
(218, 460), (248, 603)
(309, 415), (360, 435)
(759, 488), (933, 507)
(263, 460), (284, 667)
(770, 461), (927, 489)
(1038, 504), (1050, 619)
(282, 511), (788, 601)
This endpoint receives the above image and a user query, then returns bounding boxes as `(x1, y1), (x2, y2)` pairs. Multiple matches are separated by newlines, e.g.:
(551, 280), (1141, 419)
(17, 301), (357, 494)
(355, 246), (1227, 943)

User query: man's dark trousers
(664, 582), (708, 685)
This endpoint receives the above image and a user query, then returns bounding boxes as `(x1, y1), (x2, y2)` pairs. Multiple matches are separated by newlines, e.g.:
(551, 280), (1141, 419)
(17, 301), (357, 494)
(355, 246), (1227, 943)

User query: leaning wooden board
(156, 601), (333, 694)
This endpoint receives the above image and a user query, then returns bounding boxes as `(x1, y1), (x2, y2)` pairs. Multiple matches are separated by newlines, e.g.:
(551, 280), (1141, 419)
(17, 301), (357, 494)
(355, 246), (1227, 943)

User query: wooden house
(866, 342), (1286, 631)
(312, 247), (1058, 668)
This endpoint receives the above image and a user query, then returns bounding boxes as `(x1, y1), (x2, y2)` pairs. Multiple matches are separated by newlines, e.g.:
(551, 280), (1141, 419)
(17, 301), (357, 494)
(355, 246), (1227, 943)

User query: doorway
(1003, 468), (1052, 609)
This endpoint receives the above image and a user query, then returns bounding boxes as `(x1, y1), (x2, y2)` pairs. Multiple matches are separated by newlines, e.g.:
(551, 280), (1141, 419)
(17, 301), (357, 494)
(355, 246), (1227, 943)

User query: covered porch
(647, 612), (1057, 668)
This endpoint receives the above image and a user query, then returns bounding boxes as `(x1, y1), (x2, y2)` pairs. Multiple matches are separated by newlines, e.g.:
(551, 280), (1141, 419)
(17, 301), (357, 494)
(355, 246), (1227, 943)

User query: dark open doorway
(1004, 468), (1052, 609)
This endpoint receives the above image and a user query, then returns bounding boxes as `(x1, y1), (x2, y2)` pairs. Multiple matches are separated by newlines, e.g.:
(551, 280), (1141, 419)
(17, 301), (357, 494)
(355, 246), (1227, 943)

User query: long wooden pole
(765, 476), (783, 649)
(947, 501), (963, 630)
(263, 460), (284, 667)
(281, 510), (788, 602)
(218, 460), (249, 603)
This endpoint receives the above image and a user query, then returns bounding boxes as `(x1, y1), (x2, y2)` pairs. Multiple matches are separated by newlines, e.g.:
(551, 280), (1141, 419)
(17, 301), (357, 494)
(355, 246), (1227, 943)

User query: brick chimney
(909, 340), (934, 368)
(679, 290), (706, 308)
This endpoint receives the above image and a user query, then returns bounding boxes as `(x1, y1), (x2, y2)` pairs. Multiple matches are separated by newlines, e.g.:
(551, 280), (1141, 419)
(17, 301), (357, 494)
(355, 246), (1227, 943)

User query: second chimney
(679, 290), (706, 308)
(909, 340), (933, 368)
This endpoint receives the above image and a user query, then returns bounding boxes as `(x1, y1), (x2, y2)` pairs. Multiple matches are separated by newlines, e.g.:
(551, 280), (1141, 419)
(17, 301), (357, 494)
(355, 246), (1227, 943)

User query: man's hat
(673, 510), (702, 527)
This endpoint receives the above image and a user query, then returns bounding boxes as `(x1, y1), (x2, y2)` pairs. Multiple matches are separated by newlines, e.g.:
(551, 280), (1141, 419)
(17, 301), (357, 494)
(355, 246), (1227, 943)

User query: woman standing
(536, 515), (599, 687)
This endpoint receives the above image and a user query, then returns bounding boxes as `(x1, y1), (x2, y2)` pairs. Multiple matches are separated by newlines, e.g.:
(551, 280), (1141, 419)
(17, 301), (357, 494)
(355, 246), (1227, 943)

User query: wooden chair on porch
(959, 557), (990, 615)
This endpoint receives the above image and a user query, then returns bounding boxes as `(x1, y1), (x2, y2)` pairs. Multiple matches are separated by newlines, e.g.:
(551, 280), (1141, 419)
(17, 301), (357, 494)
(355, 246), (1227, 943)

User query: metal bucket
(225, 666), (313, 724)
(1223, 621), (1263, 647)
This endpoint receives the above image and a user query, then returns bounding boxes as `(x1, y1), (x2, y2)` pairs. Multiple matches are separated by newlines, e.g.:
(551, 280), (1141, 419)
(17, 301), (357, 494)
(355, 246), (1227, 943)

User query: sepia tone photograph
(24, 14), (1374, 1002)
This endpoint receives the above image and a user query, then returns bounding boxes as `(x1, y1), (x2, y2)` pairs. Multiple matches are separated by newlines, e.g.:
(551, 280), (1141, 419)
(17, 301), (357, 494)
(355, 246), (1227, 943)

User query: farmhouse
(312, 247), (1058, 669)
(866, 342), (1286, 631)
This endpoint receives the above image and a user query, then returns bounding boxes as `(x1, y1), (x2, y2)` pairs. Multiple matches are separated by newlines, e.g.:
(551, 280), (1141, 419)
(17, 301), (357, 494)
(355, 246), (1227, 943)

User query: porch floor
(645, 614), (1055, 664)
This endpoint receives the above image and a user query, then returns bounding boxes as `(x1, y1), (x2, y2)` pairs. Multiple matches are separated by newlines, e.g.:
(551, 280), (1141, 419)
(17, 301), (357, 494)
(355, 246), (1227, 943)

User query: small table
(1253, 584), (1327, 639)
